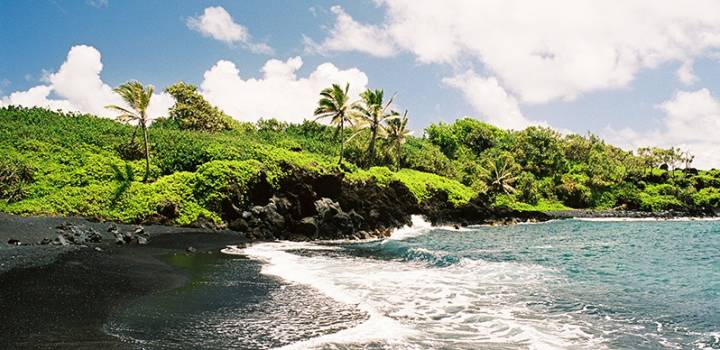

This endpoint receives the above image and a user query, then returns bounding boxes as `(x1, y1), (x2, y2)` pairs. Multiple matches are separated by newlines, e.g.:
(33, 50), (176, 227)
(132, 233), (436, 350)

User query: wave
(386, 215), (434, 241)
(242, 240), (606, 349)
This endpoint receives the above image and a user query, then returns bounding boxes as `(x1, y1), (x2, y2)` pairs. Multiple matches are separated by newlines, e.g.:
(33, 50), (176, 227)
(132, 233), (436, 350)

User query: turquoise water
(366, 220), (720, 348)
(110, 219), (720, 349)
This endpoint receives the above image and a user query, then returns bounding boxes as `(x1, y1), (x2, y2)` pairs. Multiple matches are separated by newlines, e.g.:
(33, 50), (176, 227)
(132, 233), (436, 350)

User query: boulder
(270, 196), (292, 215)
(186, 246), (197, 253)
(114, 232), (126, 245)
(56, 235), (69, 246)
(314, 198), (341, 219)
(228, 218), (249, 232)
(297, 217), (319, 237)
(264, 205), (286, 229)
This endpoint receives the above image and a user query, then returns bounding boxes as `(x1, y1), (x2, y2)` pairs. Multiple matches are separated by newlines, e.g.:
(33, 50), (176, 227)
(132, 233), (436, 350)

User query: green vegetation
(105, 81), (155, 182)
(384, 110), (411, 172)
(0, 105), (473, 225)
(164, 82), (238, 132)
(313, 83), (353, 165)
(1, 81), (718, 227)
(418, 119), (718, 213)
(351, 89), (396, 168)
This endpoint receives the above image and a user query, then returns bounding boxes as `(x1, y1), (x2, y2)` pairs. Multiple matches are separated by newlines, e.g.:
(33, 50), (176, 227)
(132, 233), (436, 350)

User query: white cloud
(442, 71), (540, 130)
(199, 56), (369, 123)
(312, 1), (720, 104)
(304, 6), (396, 57)
(1, 45), (370, 127)
(0, 45), (172, 120)
(187, 6), (273, 54)
(604, 88), (720, 169)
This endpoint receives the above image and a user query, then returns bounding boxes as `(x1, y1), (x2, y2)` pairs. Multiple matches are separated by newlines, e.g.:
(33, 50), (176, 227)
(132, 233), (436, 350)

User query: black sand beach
(0, 214), (249, 349)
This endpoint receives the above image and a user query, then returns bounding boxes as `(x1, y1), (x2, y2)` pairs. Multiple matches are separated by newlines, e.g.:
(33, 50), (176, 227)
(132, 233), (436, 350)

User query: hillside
(0, 106), (718, 239)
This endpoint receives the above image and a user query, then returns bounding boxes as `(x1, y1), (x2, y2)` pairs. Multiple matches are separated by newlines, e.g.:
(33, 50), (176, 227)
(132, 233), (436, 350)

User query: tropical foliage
(351, 89), (395, 168)
(0, 79), (718, 226)
(105, 81), (155, 181)
(164, 82), (237, 132)
(313, 83), (353, 165)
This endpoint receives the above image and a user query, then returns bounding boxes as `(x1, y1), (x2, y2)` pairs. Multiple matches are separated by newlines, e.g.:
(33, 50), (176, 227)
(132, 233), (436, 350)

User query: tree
(481, 150), (521, 195)
(384, 110), (411, 171)
(637, 147), (663, 175)
(352, 89), (395, 168)
(106, 81), (154, 182)
(165, 82), (236, 132)
(452, 117), (503, 155)
(513, 126), (567, 177)
(425, 122), (459, 159)
(314, 83), (353, 165)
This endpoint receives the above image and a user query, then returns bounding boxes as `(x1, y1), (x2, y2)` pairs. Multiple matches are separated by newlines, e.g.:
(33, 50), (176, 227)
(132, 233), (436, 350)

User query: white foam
(243, 241), (607, 349)
(387, 215), (434, 241)
(243, 242), (416, 349)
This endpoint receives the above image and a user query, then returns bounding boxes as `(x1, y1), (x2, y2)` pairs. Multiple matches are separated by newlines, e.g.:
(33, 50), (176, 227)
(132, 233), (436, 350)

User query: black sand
(0, 214), (248, 349)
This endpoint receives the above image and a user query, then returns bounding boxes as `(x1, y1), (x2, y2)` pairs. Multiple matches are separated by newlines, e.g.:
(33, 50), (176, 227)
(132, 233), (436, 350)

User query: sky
(1, 0), (720, 168)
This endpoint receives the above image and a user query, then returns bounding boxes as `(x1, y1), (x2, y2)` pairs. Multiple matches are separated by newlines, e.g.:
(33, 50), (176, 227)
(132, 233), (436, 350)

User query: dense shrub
(165, 82), (238, 132)
(0, 158), (34, 202)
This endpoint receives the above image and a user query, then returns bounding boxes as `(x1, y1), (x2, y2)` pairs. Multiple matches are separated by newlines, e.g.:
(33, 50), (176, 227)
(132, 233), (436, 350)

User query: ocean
(108, 217), (720, 349)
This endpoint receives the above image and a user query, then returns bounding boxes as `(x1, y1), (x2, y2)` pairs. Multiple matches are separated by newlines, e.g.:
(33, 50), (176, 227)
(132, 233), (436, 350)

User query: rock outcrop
(221, 165), (549, 241)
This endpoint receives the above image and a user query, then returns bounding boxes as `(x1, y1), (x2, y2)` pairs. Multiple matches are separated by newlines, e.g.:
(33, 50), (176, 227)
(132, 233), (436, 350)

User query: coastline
(544, 208), (719, 220)
(0, 209), (716, 348)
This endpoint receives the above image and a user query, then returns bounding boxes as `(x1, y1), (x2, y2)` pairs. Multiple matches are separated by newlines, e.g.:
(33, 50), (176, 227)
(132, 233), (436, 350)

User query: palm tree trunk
(396, 141), (401, 172)
(338, 121), (344, 165)
(367, 126), (377, 168)
(141, 120), (150, 182)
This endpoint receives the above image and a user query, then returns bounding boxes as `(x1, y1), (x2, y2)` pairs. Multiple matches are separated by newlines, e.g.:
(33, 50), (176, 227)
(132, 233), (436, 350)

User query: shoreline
(1, 210), (716, 348)
(544, 208), (719, 220)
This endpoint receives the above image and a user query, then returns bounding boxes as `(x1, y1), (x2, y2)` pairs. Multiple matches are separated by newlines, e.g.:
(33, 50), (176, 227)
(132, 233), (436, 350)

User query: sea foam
(241, 217), (606, 349)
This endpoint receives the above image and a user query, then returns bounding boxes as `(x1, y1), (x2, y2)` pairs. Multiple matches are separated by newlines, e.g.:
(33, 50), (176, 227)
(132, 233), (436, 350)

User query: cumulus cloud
(304, 5), (396, 57)
(187, 6), (273, 54)
(442, 71), (540, 130)
(199, 56), (369, 123)
(311, 1), (720, 104)
(1, 45), (370, 126)
(604, 88), (720, 169)
(0, 45), (173, 119)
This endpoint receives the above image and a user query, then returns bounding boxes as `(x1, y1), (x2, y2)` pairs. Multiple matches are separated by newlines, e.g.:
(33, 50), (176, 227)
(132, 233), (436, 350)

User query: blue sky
(2, 1), (720, 167)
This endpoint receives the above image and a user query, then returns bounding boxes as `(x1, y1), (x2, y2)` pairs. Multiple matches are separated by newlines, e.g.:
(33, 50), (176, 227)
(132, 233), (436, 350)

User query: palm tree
(352, 89), (395, 168)
(106, 81), (154, 182)
(385, 110), (411, 172)
(314, 83), (353, 165)
(482, 151), (521, 194)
